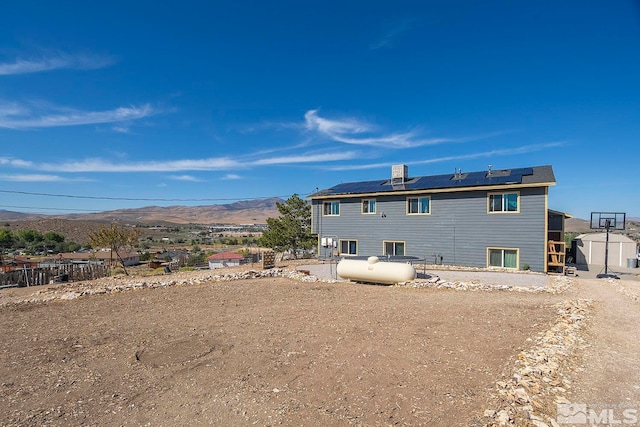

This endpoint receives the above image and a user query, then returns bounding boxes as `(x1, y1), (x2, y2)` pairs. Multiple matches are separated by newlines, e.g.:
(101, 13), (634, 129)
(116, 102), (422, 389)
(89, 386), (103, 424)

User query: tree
(88, 224), (140, 275)
(260, 194), (315, 259)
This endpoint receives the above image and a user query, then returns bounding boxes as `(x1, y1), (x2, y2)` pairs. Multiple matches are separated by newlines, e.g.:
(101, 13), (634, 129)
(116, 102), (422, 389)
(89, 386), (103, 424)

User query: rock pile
(397, 274), (573, 294)
(0, 268), (326, 307)
(481, 298), (593, 426)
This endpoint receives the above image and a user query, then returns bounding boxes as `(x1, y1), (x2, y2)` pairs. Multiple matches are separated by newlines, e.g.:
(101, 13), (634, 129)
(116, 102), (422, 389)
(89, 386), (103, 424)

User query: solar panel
(322, 167), (537, 195)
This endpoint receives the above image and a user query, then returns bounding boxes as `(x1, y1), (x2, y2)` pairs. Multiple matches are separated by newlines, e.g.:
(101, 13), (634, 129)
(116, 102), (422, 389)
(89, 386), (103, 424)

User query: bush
(110, 267), (125, 276)
(522, 264), (530, 271)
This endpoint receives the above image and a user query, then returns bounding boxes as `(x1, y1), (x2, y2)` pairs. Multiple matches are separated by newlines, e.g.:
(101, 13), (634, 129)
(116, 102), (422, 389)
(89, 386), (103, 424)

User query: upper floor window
(488, 192), (519, 213)
(362, 199), (376, 214)
(323, 201), (340, 216)
(407, 196), (431, 215)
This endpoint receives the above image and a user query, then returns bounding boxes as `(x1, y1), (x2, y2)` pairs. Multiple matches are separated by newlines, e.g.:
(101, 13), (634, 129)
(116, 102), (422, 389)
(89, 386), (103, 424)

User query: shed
(572, 233), (638, 268)
(208, 251), (244, 269)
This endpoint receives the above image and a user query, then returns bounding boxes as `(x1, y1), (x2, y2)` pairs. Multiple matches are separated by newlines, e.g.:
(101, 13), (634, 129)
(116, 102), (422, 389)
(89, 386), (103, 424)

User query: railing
(0, 264), (110, 288)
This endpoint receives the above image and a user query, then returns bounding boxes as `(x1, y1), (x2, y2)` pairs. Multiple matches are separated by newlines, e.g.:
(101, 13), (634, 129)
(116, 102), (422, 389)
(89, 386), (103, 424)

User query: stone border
(480, 298), (594, 427)
(396, 274), (573, 294)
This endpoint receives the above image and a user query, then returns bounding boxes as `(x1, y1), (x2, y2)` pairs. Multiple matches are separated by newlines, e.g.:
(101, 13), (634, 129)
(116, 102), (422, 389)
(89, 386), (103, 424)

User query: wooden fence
(0, 264), (110, 288)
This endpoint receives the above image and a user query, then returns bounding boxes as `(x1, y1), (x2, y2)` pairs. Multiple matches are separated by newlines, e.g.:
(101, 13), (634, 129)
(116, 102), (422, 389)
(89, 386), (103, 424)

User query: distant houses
(39, 251), (140, 267)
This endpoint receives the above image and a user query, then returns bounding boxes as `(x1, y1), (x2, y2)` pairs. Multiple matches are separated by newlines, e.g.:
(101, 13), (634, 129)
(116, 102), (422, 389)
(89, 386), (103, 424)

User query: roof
(55, 251), (139, 261)
(311, 165), (555, 198)
(548, 209), (573, 218)
(208, 251), (244, 260)
(575, 233), (637, 244)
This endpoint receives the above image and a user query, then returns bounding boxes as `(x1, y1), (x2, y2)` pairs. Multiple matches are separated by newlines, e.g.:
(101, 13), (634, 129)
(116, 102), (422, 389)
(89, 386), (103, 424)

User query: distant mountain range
(0, 198), (284, 225)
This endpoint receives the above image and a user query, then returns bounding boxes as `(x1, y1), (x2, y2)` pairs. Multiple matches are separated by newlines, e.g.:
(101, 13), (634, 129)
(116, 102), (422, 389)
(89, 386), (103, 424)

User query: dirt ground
(1, 264), (639, 426)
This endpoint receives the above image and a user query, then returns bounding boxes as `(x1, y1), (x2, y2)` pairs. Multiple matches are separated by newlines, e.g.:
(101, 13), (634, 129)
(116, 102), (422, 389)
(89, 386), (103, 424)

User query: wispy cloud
(0, 146), (358, 176)
(304, 110), (456, 148)
(252, 151), (358, 165)
(38, 157), (241, 173)
(222, 174), (242, 180)
(169, 175), (204, 182)
(0, 52), (117, 75)
(370, 19), (416, 50)
(327, 142), (566, 171)
(0, 157), (34, 168)
(112, 126), (132, 134)
(0, 102), (157, 129)
(0, 174), (72, 182)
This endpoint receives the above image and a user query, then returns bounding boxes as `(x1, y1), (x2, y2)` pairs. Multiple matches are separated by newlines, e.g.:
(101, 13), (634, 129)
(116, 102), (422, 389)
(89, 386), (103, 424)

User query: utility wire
(0, 189), (313, 202)
(0, 204), (104, 212)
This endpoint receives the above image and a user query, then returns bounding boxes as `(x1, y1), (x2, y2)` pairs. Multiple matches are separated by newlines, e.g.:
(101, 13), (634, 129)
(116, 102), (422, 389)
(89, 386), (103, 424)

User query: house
(0, 256), (39, 273)
(309, 164), (566, 273)
(572, 233), (638, 268)
(208, 251), (244, 269)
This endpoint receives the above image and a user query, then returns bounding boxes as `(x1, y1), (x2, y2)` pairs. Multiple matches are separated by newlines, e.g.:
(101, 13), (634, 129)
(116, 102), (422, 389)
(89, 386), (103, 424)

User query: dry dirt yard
(1, 263), (639, 427)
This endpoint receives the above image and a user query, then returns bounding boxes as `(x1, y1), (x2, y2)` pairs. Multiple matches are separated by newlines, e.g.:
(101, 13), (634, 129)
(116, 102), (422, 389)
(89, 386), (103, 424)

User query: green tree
(88, 224), (140, 275)
(17, 229), (43, 244)
(43, 231), (65, 243)
(260, 194), (315, 259)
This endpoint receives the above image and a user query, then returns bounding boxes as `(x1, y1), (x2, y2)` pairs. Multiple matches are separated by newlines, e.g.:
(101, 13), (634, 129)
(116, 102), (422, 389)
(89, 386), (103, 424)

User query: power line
(0, 189), (310, 202)
(0, 204), (104, 212)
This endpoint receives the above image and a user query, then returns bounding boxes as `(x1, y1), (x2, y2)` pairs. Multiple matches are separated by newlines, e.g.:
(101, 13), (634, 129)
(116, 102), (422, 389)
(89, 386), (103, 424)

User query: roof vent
(391, 164), (408, 189)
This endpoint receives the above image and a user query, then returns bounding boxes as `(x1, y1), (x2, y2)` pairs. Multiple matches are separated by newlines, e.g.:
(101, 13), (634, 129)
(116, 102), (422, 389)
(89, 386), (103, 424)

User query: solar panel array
(323, 167), (535, 195)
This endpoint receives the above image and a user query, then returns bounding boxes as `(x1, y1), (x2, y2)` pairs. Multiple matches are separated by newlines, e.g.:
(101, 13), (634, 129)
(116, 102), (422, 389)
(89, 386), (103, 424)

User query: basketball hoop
(590, 212), (626, 278)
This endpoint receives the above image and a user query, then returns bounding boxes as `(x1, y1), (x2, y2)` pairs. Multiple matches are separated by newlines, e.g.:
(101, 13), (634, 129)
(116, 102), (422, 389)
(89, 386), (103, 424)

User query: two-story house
(309, 165), (565, 272)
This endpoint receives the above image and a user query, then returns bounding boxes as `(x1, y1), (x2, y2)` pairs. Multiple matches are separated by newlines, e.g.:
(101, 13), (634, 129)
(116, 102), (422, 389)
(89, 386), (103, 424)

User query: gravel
(298, 262), (550, 288)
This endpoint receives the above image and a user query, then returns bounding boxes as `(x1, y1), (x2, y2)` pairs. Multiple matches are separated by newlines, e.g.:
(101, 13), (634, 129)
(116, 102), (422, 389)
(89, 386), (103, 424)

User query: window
(383, 241), (405, 256)
(488, 192), (519, 213)
(362, 199), (376, 214)
(407, 196), (430, 215)
(339, 240), (357, 255)
(323, 201), (340, 216)
(488, 248), (518, 269)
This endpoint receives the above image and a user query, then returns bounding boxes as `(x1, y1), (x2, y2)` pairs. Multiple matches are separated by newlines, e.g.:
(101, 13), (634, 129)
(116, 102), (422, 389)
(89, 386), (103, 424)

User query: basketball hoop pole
(604, 219), (611, 275)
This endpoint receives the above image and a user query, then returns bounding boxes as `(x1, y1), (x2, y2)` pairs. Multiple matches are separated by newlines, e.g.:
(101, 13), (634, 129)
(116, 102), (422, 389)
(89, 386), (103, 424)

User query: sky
(0, 1), (639, 220)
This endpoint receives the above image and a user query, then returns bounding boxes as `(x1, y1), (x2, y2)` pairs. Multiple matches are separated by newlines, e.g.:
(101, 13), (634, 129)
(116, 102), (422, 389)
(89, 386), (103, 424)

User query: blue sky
(1, 1), (639, 220)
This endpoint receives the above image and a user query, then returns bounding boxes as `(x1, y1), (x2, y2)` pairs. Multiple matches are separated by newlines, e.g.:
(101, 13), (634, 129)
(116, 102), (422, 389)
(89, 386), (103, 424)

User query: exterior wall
(208, 259), (240, 269)
(574, 236), (637, 267)
(312, 187), (548, 272)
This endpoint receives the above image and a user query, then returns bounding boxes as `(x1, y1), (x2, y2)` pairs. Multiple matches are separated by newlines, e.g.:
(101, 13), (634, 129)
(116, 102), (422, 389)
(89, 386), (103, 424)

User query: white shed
(208, 251), (244, 269)
(572, 233), (638, 268)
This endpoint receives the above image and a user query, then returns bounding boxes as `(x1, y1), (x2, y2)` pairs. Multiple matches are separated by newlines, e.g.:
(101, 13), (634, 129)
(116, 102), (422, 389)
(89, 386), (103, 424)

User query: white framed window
(383, 241), (405, 256)
(362, 199), (376, 214)
(407, 196), (431, 215)
(339, 239), (358, 255)
(487, 248), (519, 269)
(488, 192), (519, 213)
(322, 201), (340, 216)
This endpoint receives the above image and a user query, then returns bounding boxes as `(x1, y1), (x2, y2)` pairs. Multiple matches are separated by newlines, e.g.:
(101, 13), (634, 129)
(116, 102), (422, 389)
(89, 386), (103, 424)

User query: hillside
(0, 198), (283, 226)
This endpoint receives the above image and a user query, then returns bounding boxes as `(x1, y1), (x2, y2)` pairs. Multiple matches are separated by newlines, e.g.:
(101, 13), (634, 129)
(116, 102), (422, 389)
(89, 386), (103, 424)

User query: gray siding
(312, 187), (548, 271)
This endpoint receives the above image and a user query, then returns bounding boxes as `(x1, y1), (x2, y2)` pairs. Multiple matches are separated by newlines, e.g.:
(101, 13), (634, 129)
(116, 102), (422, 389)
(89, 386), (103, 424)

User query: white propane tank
(337, 256), (416, 285)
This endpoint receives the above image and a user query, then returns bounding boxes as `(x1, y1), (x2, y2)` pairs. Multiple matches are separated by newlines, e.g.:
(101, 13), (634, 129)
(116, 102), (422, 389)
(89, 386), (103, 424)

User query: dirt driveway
(1, 265), (639, 426)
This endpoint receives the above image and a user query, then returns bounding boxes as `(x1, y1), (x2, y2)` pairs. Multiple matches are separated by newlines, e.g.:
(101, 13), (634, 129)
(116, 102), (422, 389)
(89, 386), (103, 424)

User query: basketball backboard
(590, 212), (626, 231)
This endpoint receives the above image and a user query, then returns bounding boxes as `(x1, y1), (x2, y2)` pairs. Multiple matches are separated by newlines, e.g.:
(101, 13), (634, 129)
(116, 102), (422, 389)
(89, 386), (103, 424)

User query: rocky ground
(1, 261), (639, 426)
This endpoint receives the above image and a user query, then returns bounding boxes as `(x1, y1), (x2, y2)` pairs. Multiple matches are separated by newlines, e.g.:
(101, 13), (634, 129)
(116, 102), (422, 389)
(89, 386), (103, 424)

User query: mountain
(0, 198), (284, 225)
(565, 217), (591, 233)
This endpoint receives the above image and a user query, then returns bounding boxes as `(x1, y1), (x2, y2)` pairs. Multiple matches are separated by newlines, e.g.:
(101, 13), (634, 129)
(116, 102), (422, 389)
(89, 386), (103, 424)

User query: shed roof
(208, 251), (244, 260)
(575, 233), (637, 243)
(310, 165), (555, 198)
